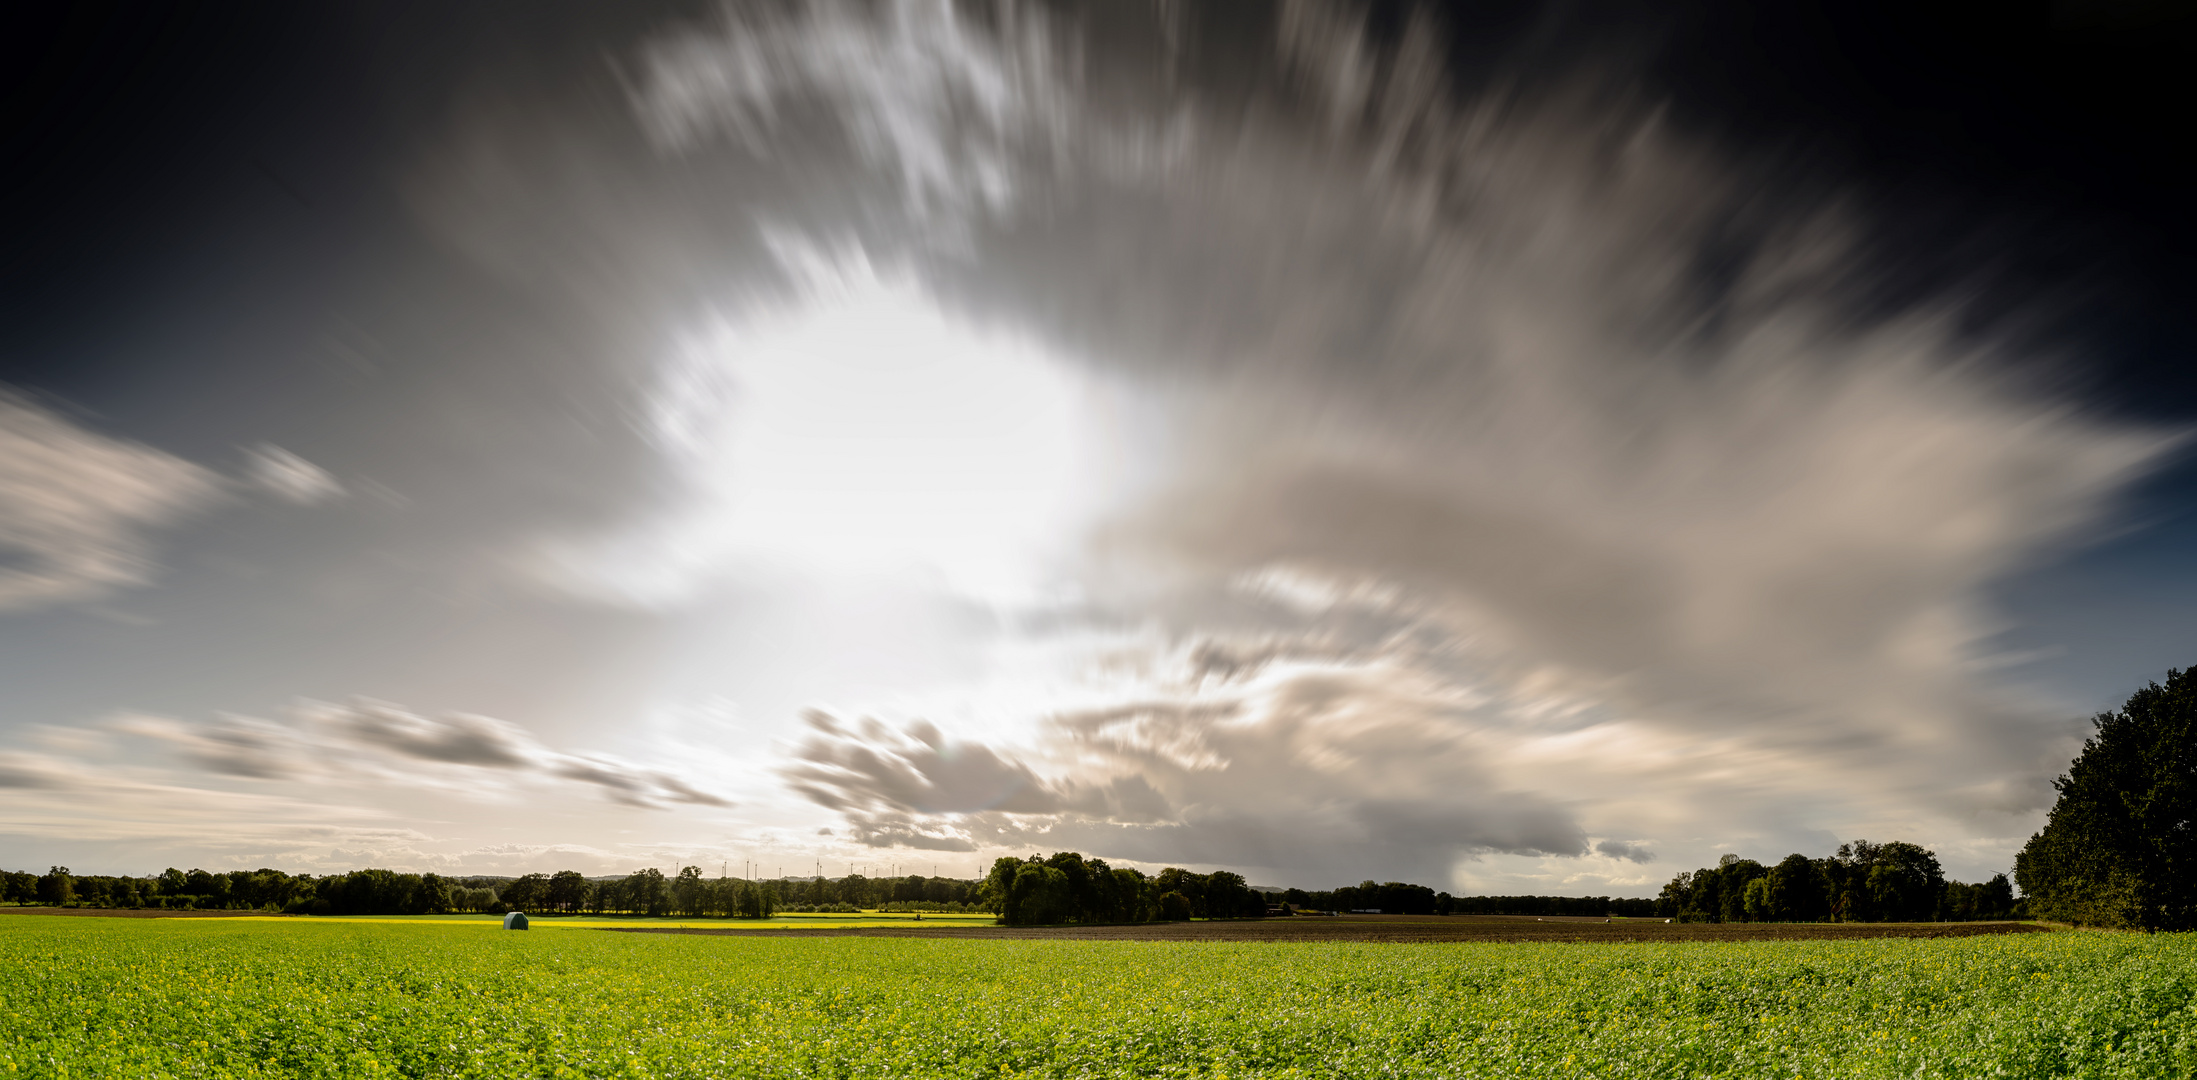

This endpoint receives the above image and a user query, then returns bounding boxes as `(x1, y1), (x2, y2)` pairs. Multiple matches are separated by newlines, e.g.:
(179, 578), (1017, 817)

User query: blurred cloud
(109, 713), (309, 781)
(1595, 840), (1655, 864)
(111, 699), (731, 810)
(633, 0), (1078, 217)
(0, 392), (225, 613)
(244, 444), (344, 506)
(0, 752), (77, 790)
(323, 700), (537, 768)
(0, 743), (421, 857)
(785, 653), (1596, 883)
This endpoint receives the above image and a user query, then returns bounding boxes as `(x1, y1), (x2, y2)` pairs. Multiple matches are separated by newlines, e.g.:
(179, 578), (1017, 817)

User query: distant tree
(1654, 871), (1695, 919)
(2018, 668), (2197, 930)
(417, 873), (452, 914)
(1717, 858), (1766, 922)
(503, 873), (550, 912)
(622, 869), (669, 916)
(36, 867), (73, 906)
(1870, 844), (1944, 922)
(548, 871), (590, 913)
(1763, 854), (1830, 922)
(184, 868), (223, 902)
(1823, 840), (1943, 922)
(1203, 871), (1267, 919)
(1154, 868), (1209, 917)
(978, 858), (1024, 916)
(732, 877), (775, 918)
(1108, 867), (1153, 922)
(1045, 853), (1097, 920)
(4, 870), (38, 905)
(312, 869), (438, 915)
(673, 866), (705, 916)
(1742, 878), (1772, 921)
(1004, 864), (1071, 925)
(1157, 891), (1193, 921)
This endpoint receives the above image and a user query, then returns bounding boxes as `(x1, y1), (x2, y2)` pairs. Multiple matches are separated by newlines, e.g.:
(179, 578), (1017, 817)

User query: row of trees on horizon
(0, 850), (2017, 924)
(1657, 841), (2019, 924)
(0, 856), (1705, 924)
(0, 865), (969, 918)
(5, 857), (1659, 922)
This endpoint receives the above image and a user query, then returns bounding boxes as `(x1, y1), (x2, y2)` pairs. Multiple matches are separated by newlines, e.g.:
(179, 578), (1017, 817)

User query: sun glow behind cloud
(556, 255), (1110, 607)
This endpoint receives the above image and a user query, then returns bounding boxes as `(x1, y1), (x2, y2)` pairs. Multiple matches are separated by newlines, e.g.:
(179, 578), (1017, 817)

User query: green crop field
(5, 916), (2195, 1078)
(217, 912), (1004, 932)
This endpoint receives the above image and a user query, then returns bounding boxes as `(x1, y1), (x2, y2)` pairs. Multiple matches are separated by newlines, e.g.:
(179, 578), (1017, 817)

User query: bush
(1158, 892), (1193, 921)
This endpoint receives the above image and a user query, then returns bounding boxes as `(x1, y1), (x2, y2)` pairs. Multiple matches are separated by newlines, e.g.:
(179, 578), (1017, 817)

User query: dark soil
(600, 913), (2051, 943)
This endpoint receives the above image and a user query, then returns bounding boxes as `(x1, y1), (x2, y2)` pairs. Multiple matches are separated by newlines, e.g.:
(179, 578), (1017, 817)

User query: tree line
(8, 855), (1591, 924)
(1655, 842), (2018, 923)
(983, 853), (1272, 924)
(10, 848), (2021, 925)
(0, 866), (781, 917)
(987, 855), (1666, 923)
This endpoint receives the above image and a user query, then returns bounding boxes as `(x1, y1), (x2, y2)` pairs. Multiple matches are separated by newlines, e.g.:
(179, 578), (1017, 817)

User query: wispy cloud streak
(0, 393), (226, 612)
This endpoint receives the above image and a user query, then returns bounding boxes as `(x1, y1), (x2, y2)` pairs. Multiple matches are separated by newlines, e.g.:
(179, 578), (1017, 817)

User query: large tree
(2018, 667), (2197, 930)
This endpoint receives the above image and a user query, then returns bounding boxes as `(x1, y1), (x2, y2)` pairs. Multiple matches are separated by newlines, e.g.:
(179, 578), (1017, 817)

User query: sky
(3, 0), (2196, 894)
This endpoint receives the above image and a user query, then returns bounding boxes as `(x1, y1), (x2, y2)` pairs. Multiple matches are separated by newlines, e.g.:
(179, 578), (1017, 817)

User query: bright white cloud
(550, 250), (1113, 606)
(0, 392), (225, 612)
